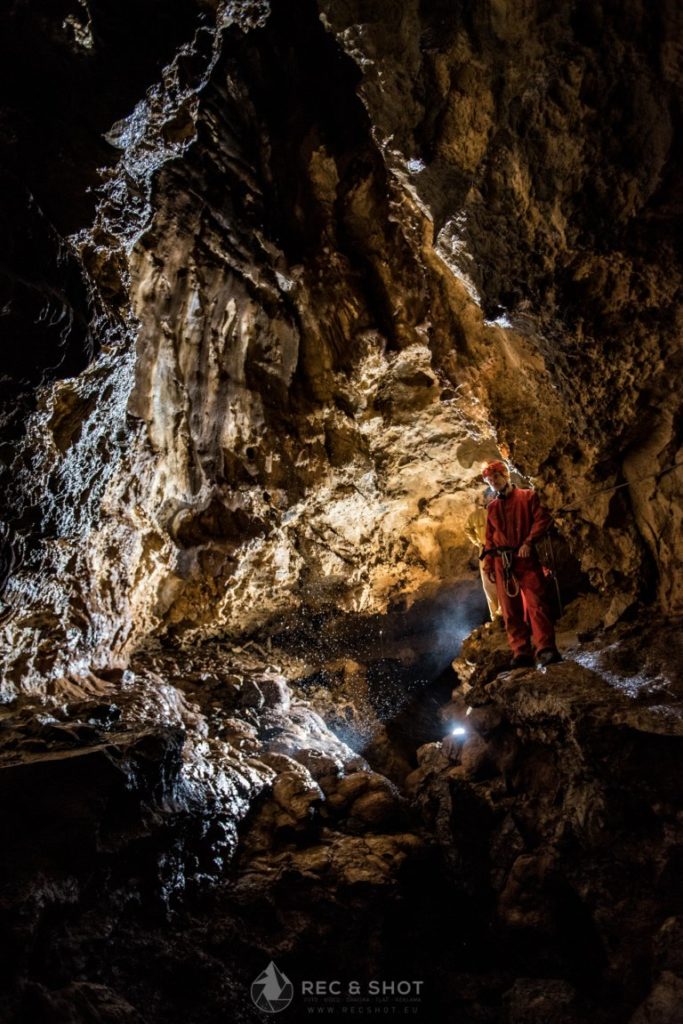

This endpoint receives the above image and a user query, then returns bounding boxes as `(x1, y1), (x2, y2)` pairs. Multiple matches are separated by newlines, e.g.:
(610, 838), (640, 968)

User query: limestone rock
(0, 2), (680, 1022)
(629, 973), (683, 1024)
(409, 617), (683, 1020)
(502, 978), (580, 1024)
(1, 0), (680, 700)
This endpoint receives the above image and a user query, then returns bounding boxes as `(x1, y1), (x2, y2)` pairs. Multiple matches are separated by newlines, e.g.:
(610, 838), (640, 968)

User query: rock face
(0, 641), (429, 1022)
(413, 614), (683, 1024)
(0, 1), (681, 1022)
(409, 616), (683, 1022)
(3, 608), (682, 1023)
(0, 0), (680, 694)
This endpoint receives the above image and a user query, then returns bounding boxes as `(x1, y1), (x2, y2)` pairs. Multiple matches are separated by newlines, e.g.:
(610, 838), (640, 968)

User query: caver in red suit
(482, 463), (558, 662)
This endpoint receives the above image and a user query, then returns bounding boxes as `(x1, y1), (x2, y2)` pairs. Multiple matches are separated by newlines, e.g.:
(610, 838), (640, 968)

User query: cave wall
(317, 0), (683, 608)
(0, 0), (681, 695)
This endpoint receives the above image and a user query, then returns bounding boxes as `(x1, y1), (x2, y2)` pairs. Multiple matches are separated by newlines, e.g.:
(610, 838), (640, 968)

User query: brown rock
(237, 680), (266, 711)
(292, 747), (343, 781)
(459, 732), (494, 779)
(629, 972), (683, 1024)
(271, 770), (323, 822)
(503, 978), (579, 1024)
(347, 788), (399, 829)
(253, 674), (291, 711)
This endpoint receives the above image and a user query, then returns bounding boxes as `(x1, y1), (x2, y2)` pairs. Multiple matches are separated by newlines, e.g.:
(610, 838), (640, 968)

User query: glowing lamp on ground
(451, 725), (467, 737)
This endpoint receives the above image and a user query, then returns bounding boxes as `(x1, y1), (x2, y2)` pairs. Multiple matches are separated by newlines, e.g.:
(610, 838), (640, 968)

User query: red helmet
(482, 459), (508, 481)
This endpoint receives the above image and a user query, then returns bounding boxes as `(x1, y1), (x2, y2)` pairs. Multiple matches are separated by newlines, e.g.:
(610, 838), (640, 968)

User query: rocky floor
(0, 599), (681, 1023)
(415, 610), (683, 1023)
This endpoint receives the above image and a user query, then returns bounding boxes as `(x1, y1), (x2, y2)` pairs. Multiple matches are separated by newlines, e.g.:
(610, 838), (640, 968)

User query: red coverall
(483, 487), (556, 657)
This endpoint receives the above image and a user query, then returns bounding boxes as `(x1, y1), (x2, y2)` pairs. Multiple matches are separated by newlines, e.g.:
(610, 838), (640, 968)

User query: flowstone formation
(0, 1), (681, 1022)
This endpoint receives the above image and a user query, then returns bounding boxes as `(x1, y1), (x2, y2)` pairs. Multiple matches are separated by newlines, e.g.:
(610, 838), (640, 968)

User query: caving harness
(480, 484), (523, 599)
(473, 457), (683, 618)
(481, 537), (564, 610)
(480, 544), (520, 598)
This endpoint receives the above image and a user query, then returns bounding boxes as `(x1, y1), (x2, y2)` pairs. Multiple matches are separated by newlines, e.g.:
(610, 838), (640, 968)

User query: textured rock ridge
(408, 616), (683, 1022)
(0, 0), (681, 697)
(318, 0), (683, 611)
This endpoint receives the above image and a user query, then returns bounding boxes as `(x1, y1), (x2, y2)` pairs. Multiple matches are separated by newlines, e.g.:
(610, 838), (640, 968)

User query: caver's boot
(536, 647), (562, 667)
(510, 652), (535, 668)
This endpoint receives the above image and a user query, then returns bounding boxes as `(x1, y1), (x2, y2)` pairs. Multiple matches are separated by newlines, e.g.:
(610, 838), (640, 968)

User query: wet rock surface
(0, 606), (679, 1022)
(0, 0), (680, 695)
(0, 0), (680, 1021)
(409, 611), (683, 1022)
(0, 637), (446, 1021)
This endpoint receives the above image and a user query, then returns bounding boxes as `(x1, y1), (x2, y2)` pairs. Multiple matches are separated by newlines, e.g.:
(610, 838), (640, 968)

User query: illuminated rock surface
(0, 1), (680, 1021)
